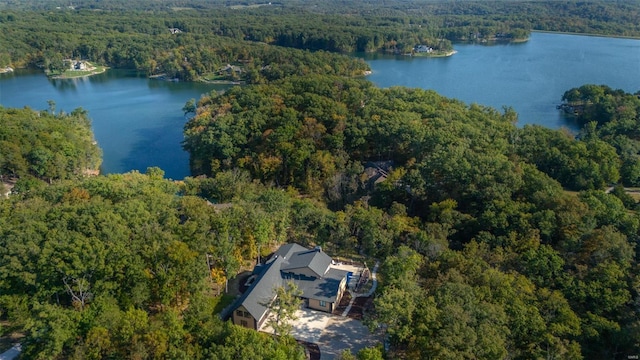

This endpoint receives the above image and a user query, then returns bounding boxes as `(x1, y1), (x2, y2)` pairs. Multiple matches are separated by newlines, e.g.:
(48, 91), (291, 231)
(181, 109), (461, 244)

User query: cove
(360, 32), (640, 130)
(0, 69), (226, 179)
(1, 33), (639, 180)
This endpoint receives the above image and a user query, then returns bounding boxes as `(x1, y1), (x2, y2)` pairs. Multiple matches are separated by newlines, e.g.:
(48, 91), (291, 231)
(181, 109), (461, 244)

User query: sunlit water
(0, 69), (226, 179)
(1, 32), (639, 178)
(360, 32), (640, 130)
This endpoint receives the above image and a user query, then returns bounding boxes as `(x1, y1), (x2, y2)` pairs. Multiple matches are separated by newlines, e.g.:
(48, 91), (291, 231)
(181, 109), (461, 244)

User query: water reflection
(50, 78), (80, 92)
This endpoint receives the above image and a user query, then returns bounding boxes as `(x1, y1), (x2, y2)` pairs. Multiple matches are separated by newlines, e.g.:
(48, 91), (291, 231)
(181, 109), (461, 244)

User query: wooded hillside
(1, 1), (640, 359)
(0, 106), (102, 185)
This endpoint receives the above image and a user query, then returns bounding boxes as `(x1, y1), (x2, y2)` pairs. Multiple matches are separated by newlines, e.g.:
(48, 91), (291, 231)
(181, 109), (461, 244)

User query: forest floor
(619, 187), (640, 201)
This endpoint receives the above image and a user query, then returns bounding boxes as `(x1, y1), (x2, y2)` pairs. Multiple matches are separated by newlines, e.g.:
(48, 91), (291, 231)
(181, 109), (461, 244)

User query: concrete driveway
(282, 308), (382, 359)
(260, 308), (331, 343)
(289, 308), (333, 343)
(317, 316), (381, 359)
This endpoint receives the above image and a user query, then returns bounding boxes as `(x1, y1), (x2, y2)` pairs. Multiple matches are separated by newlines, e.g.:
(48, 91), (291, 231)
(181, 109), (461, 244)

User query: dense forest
(0, 106), (102, 188)
(2, 0), (640, 359)
(0, 170), (308, 359)
(1, 0), (640, 80)
(183, 78), (640, 358)
(3, 85), (639, 358)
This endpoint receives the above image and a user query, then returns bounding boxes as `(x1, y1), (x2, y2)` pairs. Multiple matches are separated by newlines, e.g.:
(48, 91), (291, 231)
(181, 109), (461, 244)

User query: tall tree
(266, 281), (302, 337)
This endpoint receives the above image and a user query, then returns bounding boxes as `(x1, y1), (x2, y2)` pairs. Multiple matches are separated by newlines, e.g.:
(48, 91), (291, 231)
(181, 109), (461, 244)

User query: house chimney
(314, 246), (322, 252)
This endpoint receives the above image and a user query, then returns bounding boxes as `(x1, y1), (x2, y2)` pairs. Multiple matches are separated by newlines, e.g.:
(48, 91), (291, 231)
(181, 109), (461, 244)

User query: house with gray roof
(231, 243), (349, 330)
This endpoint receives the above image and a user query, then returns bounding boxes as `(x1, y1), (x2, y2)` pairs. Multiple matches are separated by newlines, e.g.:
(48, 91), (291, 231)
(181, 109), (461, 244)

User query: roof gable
(232, 255), (284, 322)
(231, 243), (347, 323)
(281, 249), (331, 278)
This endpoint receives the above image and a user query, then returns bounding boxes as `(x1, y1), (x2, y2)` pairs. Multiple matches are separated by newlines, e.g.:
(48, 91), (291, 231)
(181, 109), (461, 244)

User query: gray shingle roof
(281, 248), (331, 278)
(290, 268), (348, 303)
(232, 244), (347, 324)
(232, 255), (284, 323)
(274, 243), (307, 258)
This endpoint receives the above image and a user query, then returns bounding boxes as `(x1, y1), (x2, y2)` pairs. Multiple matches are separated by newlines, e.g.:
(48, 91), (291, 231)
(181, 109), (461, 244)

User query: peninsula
(47, 60), (107, 79)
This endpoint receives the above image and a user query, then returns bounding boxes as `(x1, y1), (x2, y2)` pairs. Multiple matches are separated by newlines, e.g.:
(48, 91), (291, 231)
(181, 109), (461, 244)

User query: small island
(47, 60), (107, 79)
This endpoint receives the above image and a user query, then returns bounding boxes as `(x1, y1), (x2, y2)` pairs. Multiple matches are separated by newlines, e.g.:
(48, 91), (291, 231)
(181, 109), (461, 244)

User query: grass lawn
(49, 65), (108, 79)
(198, 72), (241, 83)
(622, 187), (640, 201)
(411, 50), (457, 58)
(199, 72), (226, 82)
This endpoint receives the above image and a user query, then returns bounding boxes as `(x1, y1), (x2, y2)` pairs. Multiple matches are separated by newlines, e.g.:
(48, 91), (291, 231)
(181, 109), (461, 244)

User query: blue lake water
(0, 69), (225, 179)
(360, 32), (640, 130)
(1, 32), (639, 179)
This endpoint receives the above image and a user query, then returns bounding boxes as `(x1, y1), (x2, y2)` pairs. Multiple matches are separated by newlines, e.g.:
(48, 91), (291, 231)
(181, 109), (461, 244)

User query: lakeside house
(219, 64), (243, 76)
(74, 61), (87, 71)
(414, 44), (433, 53)
(64, 60), (89, 71)
(230, 243), (349, 330)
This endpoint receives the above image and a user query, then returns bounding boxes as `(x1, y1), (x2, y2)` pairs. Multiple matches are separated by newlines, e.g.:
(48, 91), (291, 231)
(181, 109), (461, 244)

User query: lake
(0, 69), (225, 179)
(361, 32), (640, 130)
(1, 32), (639, 179)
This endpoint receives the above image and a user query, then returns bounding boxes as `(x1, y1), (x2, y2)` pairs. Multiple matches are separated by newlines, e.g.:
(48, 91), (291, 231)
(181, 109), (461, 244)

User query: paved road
(0, 344), (21, 360)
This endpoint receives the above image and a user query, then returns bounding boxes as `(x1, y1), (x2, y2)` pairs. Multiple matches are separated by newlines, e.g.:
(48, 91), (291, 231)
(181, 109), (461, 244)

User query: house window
(319, 300), (326, 307)
(240, 320), (248, 328)
(235, 310), (243, 317)
(243, 311), (251, 318)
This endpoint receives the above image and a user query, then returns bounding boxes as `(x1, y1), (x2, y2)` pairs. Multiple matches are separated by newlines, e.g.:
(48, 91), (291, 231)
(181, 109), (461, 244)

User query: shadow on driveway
(274, 308), (382, 360)
(318, 316), (382, 360)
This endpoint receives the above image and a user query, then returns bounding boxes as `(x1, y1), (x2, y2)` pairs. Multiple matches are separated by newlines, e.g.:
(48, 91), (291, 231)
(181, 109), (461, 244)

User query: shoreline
(407, 49), (458, 58)
(149, 74), (243, 85)
(0, 66), (14, 74)
(49, 65), (108, 79)
(532, 29), (640, 40)
(197, 78), (244, 85)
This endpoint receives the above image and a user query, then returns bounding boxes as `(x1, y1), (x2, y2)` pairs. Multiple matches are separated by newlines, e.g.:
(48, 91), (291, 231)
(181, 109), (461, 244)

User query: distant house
(414, 44), (433, 53)
(230, 243), (349, 330)
(169, 28), (182, 34)
(74, 61), (87, 71)
(219, 64), (243, 76)
(363, 160), (394, 188)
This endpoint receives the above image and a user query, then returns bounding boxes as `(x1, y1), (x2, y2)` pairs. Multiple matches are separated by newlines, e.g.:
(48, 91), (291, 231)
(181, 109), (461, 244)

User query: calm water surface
(361, 32), (640, 130)
(1, 32), (639, 178)
(0, 69), (225, 179)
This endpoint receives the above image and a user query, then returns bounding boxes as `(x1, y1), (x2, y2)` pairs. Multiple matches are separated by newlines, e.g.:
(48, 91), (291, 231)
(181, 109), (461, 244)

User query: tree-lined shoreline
(2, 1), (640, 359)
(2, 0), (639, 82)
